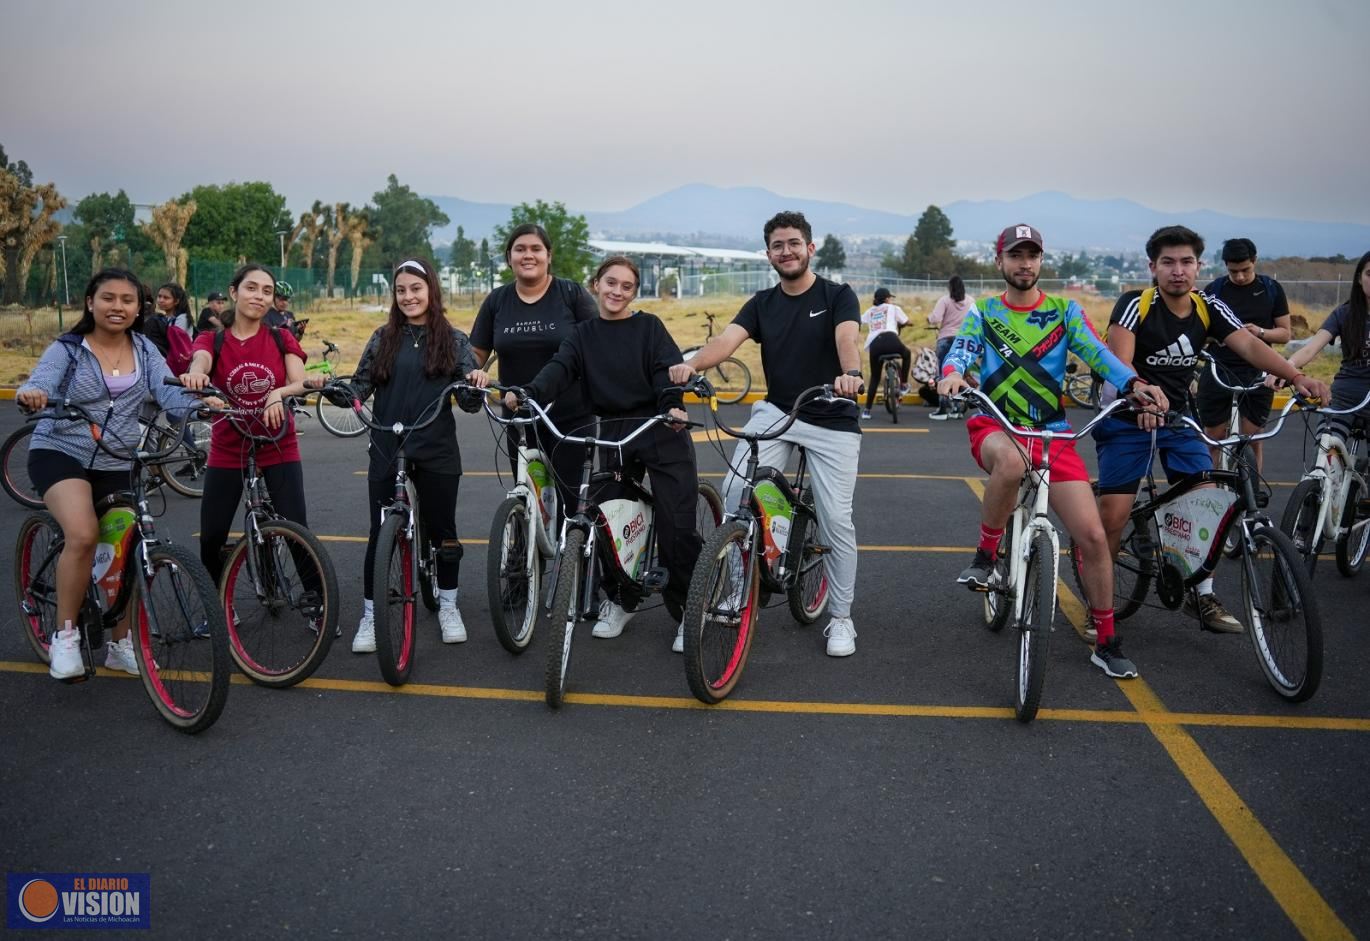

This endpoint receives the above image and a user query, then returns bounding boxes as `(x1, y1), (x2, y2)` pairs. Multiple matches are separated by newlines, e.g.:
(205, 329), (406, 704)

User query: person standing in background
(927, 275), (975, 419)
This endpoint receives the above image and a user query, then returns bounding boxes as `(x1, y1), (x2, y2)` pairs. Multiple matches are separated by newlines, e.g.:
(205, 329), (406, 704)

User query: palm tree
(325, 202), (350, 298)
(346, 213), (372, 294)
(297, 200), (326, 273)
(0, 175), (67, 304)
(140, 198), (197, 284)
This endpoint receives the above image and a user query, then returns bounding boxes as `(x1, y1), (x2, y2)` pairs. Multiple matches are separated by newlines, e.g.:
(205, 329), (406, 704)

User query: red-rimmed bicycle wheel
(373, 513), (416, 686)
(14, 511), (62, 662)
(682, 521), (759, 704)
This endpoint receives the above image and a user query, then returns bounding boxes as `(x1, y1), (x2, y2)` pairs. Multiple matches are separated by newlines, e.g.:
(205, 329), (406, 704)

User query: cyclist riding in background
(1094, 225), (1327, 636)
(668, 210), (865, 658)
(860, 286), (911, 420)
(938, 224), (1164, 679)
(264, 279), (302, 339)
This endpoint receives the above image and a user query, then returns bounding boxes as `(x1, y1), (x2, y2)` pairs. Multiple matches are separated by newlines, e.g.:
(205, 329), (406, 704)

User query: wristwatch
(844, 369), (863, 378)
(1259, 326), (1266, 338)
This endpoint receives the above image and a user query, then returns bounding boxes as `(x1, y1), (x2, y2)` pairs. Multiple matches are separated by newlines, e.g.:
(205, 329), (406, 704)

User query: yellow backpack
(1136, 287), (1210, 330)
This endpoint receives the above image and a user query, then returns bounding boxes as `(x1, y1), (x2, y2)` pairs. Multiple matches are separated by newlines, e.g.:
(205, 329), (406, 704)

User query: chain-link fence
(186, 260), (393, 311)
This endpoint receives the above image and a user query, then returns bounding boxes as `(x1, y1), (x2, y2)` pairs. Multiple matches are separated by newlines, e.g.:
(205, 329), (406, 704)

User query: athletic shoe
(929, 409), (950, 421)
(104, 636), (139, 675)
(860, 410), (872, 420)
(48, 626), (84, 680)
(899, 384), (911, 397)
(1184, 592), (1244, 634)
(439, 605), (467, 644)
(1090, 637), (1139, 678)
(351, 613), (376, 653)
(824, 617), (857, 657)
(672, 623), (685, 654)
(957, 549), (995, 590)
(592, 600), (635, 639)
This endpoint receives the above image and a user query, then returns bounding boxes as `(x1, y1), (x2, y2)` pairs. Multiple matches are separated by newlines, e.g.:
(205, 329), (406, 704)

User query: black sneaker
(1090, 637), (1139, 679)
(957, 549), (995, 591)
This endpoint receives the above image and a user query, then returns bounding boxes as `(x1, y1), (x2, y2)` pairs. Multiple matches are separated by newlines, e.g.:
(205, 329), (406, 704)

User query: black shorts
(1195, 369), (1274, 428)
(28, 448), (132, 505)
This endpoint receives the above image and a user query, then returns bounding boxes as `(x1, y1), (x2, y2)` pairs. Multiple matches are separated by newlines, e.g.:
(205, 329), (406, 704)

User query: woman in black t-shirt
(1282, 249), (1370, 435)
(468, 224), (598, 519)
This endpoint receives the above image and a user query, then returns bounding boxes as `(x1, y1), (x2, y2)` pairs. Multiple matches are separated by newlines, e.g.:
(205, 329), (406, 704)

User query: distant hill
(426, 185), (1370, 258)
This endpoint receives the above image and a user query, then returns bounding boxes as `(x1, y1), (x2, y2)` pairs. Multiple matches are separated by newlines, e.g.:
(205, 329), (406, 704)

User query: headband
(395, 259), (426, 276)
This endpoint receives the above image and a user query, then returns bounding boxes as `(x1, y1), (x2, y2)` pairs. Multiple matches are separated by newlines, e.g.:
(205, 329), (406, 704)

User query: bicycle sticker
(91, 506), (137, 607)
(753, 481), (793, 565)
(1155, 489), (1237, 578)
(601, 498), (653, 578)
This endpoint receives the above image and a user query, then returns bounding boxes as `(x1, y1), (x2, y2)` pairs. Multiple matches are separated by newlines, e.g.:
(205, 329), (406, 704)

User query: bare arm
(1286, 329), (1332, 371)
(668, 323), (749, 381)
(1224, 328), (1328, 400)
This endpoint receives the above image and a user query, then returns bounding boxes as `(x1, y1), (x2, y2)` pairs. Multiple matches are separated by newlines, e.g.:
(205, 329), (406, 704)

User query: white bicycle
(1197, 354), (1269, 558)
(1280, 389), (1370, 578)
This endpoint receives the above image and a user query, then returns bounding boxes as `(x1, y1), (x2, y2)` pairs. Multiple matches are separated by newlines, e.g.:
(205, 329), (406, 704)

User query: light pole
(276, 230), (288, 271)
(56, 234), (71, 330)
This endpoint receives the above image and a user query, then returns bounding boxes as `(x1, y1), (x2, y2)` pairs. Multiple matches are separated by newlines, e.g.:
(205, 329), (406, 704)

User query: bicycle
(1063, 356), (1103, 410)
(959, 389), (1134, 722)
(1280, 390), (1370, 579)
(181, 380), (341, 688)
(14, 400), (230, 732)
(322, 379), (467, 686)
(681, 311), (752, 405)
(1072, 396), (1323, 702)
(878, 353), (904, 423)
(679, 383), (845, 705)
(1195, 355), (1271, 558)
(502, 386), (723, 708)
(304, 340), (367, 438)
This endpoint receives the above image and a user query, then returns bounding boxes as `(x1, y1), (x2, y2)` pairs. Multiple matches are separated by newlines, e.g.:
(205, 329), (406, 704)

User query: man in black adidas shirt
(670, 210), (864, 658)
(1095, 225), (1325, 633)
(1196, 238), (1292, 471)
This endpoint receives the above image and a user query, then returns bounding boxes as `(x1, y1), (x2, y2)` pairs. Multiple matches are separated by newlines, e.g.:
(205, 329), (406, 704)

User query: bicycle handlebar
(498, 382), (706, 447)
(1293, 389), (1370, 418)
(165, 376), (299, 444)
(955, 388), (1134, 441)
(1198, 352), (1267, 392)
(705, 384), (856, 443)
(24, 399), (196, 464)
(321, 378), (471, 437)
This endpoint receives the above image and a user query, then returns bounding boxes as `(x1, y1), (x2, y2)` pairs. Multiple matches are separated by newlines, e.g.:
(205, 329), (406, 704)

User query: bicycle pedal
(641, 567), (670, 591)
(1255, 491), (1270, 509)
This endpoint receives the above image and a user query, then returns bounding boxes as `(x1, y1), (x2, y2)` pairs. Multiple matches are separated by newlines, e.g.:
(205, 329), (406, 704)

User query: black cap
(874, 287), (894, 304)
(207, 291), (227, 301)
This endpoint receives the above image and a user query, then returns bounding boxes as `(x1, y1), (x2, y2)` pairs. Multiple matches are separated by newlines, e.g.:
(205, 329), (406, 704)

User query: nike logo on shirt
(809, 309), (826, 318)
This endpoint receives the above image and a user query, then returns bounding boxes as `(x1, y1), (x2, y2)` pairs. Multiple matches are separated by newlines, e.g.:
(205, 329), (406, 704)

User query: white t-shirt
(861, 303), (909, 348)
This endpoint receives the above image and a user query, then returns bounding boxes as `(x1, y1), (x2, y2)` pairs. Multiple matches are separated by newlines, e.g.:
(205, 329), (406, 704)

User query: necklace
(92, 339), (129, 376)
(405, 325), (422, 348)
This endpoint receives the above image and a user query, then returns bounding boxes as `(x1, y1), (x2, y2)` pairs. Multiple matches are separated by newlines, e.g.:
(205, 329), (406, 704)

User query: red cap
(996, 224), (1044, 254)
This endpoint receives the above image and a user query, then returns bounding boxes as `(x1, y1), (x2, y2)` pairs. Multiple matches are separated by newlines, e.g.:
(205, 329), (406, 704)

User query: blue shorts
(1091, 417), (1212, 495)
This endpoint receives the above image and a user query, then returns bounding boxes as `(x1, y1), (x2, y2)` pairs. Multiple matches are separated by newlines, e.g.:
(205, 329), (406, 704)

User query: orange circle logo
(19, 878), (59, 922)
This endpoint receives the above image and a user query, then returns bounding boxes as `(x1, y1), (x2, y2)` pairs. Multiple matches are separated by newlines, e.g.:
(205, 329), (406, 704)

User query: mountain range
(426, 185), (1370, 259)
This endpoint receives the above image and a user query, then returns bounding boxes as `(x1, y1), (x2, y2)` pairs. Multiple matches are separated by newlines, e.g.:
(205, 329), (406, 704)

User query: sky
(2, 0), (1367, 224)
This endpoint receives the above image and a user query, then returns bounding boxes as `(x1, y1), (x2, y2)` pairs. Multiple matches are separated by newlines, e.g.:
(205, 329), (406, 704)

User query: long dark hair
(72, 268), (146, 336)
(949, 275), (966, 303)
(372, 258), (459, 383)
(220, 262), (277, 328)
(158, 281), (191, 318)
(1343, 250), (1370, 359)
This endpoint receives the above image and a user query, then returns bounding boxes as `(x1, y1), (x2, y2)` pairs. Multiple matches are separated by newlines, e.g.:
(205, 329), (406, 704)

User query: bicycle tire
(316, 376), (368, 437)
(1064, 372), (1094, 409)
(545, 528), (585, 709)
(786, 509), (830, 625)
(708, 357), (751, 405)
(1114, 516), (1156, 621)
(985, 531), (1013, 633)
(132, 542), (231, 733)
(15, 511), (62, 662)
(1279, 478), (1324, 578)
(1334, 515), (1369, 577)
(883, 362), (900, 422)
(1, 424), (43, 509)
(696, 481), (724, 541)
(488, 496), (538, 654)
(683, 521), (759, 704)
(416, 513), (439, 612)
(1014, 532), (1056, 723)
(1241, 522), (1322, 702)
(155, 417), (211, 499)
(373, 513), (417, 686)
(221, 519), (339, 688)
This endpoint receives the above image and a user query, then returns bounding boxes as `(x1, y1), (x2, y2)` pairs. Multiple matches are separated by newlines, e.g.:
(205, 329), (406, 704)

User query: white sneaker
(672, 623), (685, 654)
(104, 636), (139, 675)
(351, 613), (376, 653)
(439, 605), (467, 644)
(591, 599), (635, 639)
(49, 626), (84, 680)
(824, 617), (857, 657)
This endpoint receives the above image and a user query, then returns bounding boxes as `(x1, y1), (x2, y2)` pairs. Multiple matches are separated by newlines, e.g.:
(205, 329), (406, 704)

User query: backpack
(165, 324), (195, 375)
(1135, 287), (1211, 331)
(911, 347), (940, 385)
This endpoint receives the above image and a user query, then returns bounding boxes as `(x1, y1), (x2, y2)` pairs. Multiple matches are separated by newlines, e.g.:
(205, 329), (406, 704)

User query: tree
(0, 145), (33, 187)
(913, 205), (955, 256)
(815, 234), (847, 272)
(493, 199), (593, 282)
(295, 201), (327, 272)
(369, 174), (449, 265)
(180, 181), (293, 263)
(74, 190), (138, 271)
(141, 199), (198, 285)
(478, 238), (492, 288)
(346, 213), (373, 292)
(883, 234), (923, 279)
(0, 169), (66, 305)
(449, 225), (477, 270)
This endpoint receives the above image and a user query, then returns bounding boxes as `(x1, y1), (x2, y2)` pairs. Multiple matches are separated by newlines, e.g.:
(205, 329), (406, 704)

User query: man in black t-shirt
(1095, 225), (1324, 634)
(196, 291), (228, 335)
(1196, 238), (1291, 471)
(670, 211), (865, 658)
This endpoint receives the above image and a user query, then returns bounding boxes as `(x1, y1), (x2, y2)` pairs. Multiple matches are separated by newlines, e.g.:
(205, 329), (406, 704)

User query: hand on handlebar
(502, 387), (527, 412)
(937, 373), (968, 398)
(466, 368), (492, 389)
(1291, 374), (1329, 404)
(179, 372), (211, 392)
(668, 363), (696, 385)
(1128, 382), (1168, 431)
(832, 373), (863, 399)
(16, 388), (47, 412)
(668, 407), (690, 430)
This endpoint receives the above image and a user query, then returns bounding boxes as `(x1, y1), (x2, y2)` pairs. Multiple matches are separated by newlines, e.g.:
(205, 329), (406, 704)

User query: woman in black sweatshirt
(488, 255), (702, 653)
(345, 258), (479, 653)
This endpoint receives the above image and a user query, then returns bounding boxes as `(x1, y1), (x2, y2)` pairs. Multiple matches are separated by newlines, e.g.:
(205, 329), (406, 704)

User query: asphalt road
(1, 400), (1367, 939)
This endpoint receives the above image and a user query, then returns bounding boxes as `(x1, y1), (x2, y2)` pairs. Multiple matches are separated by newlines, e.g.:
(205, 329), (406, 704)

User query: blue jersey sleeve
(1065, 301), (1135, 390)
(942, 303), (983, 377)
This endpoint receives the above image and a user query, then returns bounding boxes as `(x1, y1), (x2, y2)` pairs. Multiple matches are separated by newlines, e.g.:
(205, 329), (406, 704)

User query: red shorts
(966, 416), (1090, 483)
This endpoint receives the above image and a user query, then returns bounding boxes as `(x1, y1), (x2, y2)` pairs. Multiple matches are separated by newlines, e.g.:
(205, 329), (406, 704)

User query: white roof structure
(588, 239), (765, 263)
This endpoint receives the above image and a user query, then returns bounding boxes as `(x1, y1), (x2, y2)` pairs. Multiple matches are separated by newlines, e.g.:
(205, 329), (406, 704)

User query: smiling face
(1150, 244), (1202, 298)
(593, 264), (638, 318)
(996, 245), (1042, 292)
(89, 278), (141, 334)
(231, 270), (275, 322)
(509, 234), (551, 285)
(394, 272), (430, 323)
(765, 226), (814, 281)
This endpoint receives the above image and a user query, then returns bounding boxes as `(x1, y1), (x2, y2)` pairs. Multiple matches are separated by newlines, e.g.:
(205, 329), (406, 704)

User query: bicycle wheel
(157, 418), (211, 498)
(786, 509), (830, 625)
(1335, 513), (1369, 577)
(1241, 523), (1322, 702)
(415, 513), (439, 612)
(683, 521), (759, 704)
(488, 496), (539, 655)
(883, 362), (900, 422)
(708, 357), (752, 405)
(985, 531), (1013, 633)
(14, 511), (62, 662)
(132, 542), (230, 733)
(1279, 478), (1324, 578)
(221, 519), (339, 688)
(1, 424), (43, 509)
(373, 513), (417, 686)
(1064, 372), (1093, 409)
(316, 376), (368, 437)
(1014, 532), (1056, 723)
(696, 481), (724, 541)
(1114, 516), (1156, 620)
(545, 529), (585, 709)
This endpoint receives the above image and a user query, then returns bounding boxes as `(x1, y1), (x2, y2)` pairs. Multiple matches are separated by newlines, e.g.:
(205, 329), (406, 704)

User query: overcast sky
(3, 0), (1366, 224)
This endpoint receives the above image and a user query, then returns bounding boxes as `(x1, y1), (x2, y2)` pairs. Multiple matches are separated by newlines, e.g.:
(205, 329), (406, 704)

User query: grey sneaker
(957, 549), (995, 591)
(1090, 637), (1139, 678)
(1185, 592), (1244, 634)
(351, 612), (376, 653)
(104, 636), (139, 675)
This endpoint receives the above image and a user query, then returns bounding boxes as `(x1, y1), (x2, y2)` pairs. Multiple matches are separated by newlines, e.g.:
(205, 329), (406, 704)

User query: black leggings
(866, 333), (911, 410)
(200, 462), (308, 581)
(363, 466), (463, 599)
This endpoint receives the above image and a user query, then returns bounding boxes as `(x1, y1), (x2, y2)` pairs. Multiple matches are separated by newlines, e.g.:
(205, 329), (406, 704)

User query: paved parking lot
(2, 401), (1366, 939)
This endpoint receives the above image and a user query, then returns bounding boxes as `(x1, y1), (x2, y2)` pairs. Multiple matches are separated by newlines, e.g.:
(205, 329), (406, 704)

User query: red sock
(1091, 608), (1115, 644)
(978, 524), (1004, 558)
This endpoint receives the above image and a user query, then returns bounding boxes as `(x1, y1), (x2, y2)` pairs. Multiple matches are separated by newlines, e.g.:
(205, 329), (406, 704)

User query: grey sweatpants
(720, 401), (862, 619)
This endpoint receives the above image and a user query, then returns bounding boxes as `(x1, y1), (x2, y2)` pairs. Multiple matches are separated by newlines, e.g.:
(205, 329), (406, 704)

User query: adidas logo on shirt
(1145, 335), (1198, 367)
